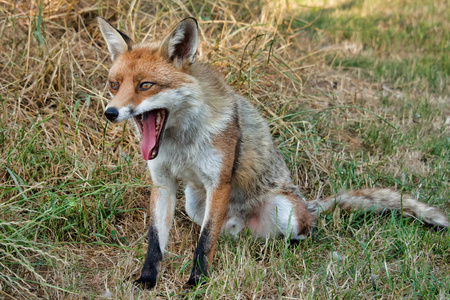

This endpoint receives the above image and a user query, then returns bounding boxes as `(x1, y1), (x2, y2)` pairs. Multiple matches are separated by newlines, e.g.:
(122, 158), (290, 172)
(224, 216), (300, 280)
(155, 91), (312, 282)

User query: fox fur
(97, 17), (449, 289)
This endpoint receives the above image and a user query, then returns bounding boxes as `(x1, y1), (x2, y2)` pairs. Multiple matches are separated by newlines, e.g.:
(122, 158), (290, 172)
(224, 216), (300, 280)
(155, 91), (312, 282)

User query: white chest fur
(147, 134), (223, 190)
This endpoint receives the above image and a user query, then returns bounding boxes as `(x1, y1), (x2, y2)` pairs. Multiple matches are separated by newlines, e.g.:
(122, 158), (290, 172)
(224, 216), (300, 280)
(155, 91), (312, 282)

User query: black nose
(104, 107), (119, 122)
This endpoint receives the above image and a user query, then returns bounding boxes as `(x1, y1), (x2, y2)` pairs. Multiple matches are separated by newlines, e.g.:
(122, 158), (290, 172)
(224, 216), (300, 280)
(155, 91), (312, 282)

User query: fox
(97, 17), (449, 290)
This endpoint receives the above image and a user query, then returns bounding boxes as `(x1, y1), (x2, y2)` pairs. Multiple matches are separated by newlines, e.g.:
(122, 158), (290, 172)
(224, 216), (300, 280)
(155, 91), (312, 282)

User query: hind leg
(247, 192), (311, 240)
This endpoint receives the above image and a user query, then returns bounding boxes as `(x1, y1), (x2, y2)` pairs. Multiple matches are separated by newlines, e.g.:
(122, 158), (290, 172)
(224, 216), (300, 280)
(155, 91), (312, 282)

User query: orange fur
(282, 191), (311, 235)
(204, 120), (239, 262)
(108, 46), (193, 109)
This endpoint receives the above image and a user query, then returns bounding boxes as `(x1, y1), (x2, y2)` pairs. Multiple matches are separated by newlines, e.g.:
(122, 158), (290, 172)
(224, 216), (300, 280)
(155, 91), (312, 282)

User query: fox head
(98, 17), (200, 160)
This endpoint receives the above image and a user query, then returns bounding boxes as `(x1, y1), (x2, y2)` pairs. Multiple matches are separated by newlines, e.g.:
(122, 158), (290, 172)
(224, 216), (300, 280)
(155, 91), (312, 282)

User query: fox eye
(110, 81), (120, 90)
(139, 82), (154, 91)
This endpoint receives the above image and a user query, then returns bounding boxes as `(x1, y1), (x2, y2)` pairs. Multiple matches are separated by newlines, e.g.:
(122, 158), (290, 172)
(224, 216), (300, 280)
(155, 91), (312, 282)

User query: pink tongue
(140, 112), (157, 160)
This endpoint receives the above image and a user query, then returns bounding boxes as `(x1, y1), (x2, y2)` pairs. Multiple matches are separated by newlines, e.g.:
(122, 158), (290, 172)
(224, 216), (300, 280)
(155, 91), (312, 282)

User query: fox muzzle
(105, 107), (119, 122)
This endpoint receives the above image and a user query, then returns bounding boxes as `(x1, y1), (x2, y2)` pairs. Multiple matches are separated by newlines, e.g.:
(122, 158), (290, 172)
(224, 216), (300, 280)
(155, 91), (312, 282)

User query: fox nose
(105, 107), (119, 122)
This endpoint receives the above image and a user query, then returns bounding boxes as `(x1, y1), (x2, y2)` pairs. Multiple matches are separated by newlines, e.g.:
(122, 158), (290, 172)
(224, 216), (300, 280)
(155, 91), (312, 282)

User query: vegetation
(0, 0), (448, 298)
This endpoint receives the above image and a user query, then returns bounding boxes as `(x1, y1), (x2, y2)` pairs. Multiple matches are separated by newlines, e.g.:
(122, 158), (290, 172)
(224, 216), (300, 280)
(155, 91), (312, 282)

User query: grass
(0, 0), (449, 299)
(292, 0), (450, 93)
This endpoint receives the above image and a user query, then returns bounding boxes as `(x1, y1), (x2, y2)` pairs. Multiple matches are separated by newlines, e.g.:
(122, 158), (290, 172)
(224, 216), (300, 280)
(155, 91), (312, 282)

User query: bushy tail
(306, 188), (449, 228)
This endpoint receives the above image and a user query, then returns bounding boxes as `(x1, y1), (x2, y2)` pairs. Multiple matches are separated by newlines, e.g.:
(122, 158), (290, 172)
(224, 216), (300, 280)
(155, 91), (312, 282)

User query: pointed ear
(97, 17), (135, 60)
(160, 18), (198, 68)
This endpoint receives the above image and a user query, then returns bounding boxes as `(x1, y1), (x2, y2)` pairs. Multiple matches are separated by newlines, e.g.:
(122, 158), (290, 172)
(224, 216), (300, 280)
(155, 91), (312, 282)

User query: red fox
(97, 17), (449, 289)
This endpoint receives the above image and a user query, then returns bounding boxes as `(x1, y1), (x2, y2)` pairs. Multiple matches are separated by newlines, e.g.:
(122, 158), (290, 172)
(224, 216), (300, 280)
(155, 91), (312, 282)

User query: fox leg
(184, 127), (238, 288)
(248, 190), (312, 240)
(183, 178), (232, 288)
(135, 177), (177, 289)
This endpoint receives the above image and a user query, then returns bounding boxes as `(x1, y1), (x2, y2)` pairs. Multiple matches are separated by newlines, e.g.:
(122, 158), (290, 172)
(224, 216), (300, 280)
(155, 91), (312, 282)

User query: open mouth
(133, 109), (168, 160)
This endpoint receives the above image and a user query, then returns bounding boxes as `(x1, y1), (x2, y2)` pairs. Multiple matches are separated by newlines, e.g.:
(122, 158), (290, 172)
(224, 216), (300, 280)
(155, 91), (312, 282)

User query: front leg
(184, 181), (231, 288)
(184, 123), (238, 288)
(135, 178), (177, 289)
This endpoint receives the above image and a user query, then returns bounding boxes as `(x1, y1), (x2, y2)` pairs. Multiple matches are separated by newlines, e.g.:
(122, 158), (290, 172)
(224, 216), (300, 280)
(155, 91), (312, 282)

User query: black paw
(182, 275), (207, 291)
(182, 282), (195, 292)
(134, 270), (158, 290)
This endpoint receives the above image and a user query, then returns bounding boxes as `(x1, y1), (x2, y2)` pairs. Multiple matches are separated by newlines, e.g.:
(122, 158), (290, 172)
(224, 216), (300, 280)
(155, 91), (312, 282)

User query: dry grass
(0, 0), (449, 299)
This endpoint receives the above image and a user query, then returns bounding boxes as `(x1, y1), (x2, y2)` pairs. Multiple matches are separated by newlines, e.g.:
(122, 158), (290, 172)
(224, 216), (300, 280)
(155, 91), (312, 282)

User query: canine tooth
(152, 151), (156, 156)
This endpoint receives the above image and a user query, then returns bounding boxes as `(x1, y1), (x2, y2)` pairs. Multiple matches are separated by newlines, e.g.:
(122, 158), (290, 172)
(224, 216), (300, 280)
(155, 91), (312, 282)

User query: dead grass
(0, 0), (448, 299)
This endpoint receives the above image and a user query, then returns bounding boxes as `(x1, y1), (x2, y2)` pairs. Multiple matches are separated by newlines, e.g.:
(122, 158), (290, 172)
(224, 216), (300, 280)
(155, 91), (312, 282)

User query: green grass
(292, 0), (450, 93)
(328, 54), (449, 93)
(0, 0), (449, 299)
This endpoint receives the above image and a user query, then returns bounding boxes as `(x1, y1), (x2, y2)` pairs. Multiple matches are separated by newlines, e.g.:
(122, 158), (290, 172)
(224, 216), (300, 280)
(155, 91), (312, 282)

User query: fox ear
(160, 17), (198, 68)
(97, 17), (135, 60)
